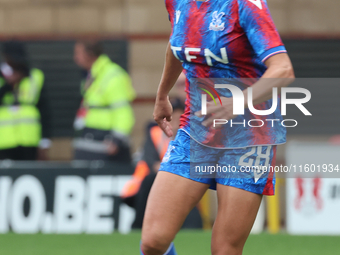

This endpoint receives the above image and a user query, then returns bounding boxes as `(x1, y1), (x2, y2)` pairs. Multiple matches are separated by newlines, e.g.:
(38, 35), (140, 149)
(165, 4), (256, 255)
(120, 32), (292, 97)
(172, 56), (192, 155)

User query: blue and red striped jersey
(166, 0), (287, 148)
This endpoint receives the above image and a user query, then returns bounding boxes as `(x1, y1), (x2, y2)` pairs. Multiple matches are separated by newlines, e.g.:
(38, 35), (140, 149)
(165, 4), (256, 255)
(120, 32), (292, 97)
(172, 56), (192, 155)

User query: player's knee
(212, 245), (242, 255)
(211, 238), (244, 255)
(141, 236), (169, 254)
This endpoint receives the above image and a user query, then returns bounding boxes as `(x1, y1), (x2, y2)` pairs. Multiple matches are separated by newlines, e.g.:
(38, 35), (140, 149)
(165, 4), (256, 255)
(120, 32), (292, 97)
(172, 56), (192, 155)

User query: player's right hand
(153, 96), (173, 137)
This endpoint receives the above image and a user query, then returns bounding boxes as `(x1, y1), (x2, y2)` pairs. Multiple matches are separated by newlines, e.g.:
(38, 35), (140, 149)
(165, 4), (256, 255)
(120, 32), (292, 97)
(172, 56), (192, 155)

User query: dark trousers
(74, 128), (132, 163)
(74, 145), (131, 163)
(132, 173), (203, 229)
(0, 146), (38, 160)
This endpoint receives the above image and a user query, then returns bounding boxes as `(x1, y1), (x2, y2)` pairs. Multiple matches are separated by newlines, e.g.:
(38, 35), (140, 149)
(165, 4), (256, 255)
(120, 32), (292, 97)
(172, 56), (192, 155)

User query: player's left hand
(37, 148), (49, 161)
(153, 96), (173, 137)
(195, 97), (236, 128)
(107, 142), (119, 155)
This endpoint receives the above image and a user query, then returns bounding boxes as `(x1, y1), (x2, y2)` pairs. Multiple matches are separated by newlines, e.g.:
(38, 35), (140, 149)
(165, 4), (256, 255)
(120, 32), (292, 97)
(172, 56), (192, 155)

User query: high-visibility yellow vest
(82, 55), (136, 137)
(0, 68), (44, 149)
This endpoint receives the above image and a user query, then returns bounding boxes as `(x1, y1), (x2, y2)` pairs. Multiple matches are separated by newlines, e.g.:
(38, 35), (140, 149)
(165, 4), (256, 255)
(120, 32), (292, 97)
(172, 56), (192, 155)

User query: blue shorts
(159, 129), (277, 195)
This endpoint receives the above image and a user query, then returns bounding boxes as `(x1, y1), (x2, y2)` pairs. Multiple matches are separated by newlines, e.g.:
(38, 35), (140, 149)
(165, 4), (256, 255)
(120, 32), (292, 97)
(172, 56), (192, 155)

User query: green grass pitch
(0, 231), (339, 255)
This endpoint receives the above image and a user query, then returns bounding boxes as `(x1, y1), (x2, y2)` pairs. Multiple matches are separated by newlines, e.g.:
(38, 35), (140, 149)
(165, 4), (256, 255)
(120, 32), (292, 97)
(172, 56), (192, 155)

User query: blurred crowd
(0, 40), (137, 163)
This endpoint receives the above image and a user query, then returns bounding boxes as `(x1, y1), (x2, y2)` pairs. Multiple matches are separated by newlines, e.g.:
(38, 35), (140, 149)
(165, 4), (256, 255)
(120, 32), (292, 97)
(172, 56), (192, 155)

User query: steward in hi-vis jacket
(73, 41), (135, 163)
(0, 41), (51, 160)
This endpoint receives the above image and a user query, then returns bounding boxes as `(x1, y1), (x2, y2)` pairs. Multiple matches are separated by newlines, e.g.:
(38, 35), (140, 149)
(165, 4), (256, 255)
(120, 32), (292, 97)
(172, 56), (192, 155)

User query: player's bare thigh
(211, 184), (262, 255)
(141, 171), (209, 254)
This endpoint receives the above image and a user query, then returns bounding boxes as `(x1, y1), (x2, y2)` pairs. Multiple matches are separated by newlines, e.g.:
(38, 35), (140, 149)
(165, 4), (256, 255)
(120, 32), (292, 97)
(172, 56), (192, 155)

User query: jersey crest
(209, 11), (225, 31)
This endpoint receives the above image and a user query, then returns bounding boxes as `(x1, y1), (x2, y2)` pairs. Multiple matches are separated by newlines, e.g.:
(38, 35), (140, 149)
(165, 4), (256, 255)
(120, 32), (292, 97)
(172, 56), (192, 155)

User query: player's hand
(153, 96), (173, 137)
(106, 142), (119, 155)
(37, 148), (49, 161)
(195, 97), (236, 128)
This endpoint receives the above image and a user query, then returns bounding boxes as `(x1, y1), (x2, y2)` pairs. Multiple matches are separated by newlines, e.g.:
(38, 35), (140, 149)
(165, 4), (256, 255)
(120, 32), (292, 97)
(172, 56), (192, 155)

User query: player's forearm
(244, 54), (295, 107)
(156, 42), (183, 100)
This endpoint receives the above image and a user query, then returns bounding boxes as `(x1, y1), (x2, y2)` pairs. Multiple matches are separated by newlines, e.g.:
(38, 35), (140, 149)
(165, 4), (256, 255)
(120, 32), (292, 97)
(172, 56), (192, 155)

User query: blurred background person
(73, 40), (136, 163)
(0, 41), (51, 160)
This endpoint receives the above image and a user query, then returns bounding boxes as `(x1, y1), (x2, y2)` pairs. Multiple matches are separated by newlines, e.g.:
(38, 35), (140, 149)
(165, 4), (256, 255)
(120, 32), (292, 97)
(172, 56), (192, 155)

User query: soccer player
(141, 0), (295, 254)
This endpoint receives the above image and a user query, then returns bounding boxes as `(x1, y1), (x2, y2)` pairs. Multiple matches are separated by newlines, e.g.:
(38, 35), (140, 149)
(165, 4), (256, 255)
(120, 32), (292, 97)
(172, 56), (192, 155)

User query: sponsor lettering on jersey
(171, 46), (229, 66)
